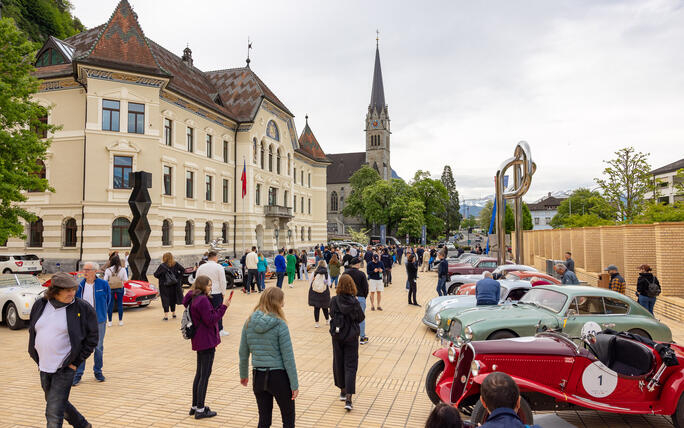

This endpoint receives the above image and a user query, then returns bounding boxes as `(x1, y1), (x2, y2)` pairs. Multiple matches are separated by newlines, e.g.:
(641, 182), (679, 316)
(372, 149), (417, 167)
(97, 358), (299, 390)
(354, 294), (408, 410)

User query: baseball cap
(605, 264), (618, 271)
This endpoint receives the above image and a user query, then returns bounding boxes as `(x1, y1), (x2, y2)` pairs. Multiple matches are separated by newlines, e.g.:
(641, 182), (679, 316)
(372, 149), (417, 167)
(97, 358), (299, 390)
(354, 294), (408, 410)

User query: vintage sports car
(183, 259), (243, 288)
(448, 257), (501, 276)
(422, 280), (532, 330)
(428, 330), (684, 426)
(446, 265), (541, 295)
(0, 274), (44, 329)
(456, 271), (560, 296)
(437, 285), (672, 343)
(42, 271), (158, 307)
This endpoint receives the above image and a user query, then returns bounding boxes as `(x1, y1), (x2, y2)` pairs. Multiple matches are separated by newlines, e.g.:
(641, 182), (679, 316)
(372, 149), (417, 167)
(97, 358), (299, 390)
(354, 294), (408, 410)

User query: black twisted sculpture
(128, 171), (152, 281)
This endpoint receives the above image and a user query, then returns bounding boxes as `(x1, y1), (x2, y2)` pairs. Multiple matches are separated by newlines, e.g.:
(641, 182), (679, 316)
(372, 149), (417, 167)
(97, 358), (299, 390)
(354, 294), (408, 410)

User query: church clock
(371, 119), (380, 129)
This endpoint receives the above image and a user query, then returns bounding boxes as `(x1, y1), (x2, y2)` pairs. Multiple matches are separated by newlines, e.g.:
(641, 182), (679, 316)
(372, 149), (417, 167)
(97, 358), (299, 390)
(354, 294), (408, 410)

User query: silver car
(421, 280), (532, 330)
(0, 274), (45, 329)
(445, 264), (539, 295)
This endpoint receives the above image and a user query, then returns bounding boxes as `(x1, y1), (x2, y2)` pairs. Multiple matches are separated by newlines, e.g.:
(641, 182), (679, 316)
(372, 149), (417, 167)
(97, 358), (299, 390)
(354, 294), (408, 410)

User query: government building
(3, 0), (329, 271)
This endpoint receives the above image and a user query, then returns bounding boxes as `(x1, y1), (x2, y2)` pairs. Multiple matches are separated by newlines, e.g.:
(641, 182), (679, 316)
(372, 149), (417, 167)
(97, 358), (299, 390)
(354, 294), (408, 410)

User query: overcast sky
(71, 0), (684, 201)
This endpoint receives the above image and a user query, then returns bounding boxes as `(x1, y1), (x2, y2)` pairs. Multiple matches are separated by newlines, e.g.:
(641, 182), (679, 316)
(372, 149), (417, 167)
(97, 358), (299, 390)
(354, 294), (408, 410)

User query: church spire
(369, 37), (386, 114)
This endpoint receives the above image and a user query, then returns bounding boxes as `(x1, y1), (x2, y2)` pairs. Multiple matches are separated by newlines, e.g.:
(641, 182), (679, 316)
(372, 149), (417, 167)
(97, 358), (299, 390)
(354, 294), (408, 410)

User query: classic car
(422, 280), (532, 330)
(427, 330), (684, 426)
(42, 271), (159, 307)
(455, 270), (560, 296)
(183, 259), (243, 288)
(0, 254), (42, 275)
(0, 274), (44, 329)
(445, 264), (537, 295)
(437, 285), (672, 344)
(448, 257), (505, 276)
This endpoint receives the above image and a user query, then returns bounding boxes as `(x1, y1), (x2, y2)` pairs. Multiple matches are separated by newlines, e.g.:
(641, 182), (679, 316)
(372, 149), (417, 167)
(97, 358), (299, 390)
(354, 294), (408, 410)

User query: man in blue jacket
(436, 251), (449, 296)
(479, 372), (541, 428)
(73, 261), (111, 385)
(475, 271), (500, 305)
(274, 249), (287, 289)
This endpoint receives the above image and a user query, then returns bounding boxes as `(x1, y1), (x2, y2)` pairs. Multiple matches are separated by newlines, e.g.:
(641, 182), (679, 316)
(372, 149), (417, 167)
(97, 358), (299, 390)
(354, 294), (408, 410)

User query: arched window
(287, 154), (291, 175)
(63, 218), (77, 247)
(260, 142), (265, 169)
(330, 191), (338, 212)
(111, 217), (131, 247)
(276, 148), (281, 174)
(253, 138), (258, 164)
(204, 222), (212, 244)
(162, 219), (172, 246)
(29, 160), (47, 192)
(36, 48), (65, 67)
(268, 146), (273, 172)
(28, 218), (44, 247)
(308, 227), (312, 241)
(185, 221), (194, 245)
(222, 222), (229, 243)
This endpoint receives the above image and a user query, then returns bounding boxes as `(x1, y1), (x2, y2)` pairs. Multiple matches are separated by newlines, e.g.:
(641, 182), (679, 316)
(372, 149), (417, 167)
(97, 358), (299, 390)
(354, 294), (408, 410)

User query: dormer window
(36, 49), (65, 67)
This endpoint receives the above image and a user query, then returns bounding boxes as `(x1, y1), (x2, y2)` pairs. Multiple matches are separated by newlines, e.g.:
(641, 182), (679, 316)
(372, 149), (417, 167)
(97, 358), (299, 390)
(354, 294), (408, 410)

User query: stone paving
(0, 265), (679, 427)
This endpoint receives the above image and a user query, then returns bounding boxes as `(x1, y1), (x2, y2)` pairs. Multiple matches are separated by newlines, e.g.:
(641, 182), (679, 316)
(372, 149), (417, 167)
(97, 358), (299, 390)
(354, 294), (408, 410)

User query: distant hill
(2, 0), (84, 44)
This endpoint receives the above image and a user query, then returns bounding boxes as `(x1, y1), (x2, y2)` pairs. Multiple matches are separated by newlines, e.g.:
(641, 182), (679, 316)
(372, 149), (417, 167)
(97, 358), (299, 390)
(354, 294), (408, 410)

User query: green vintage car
(439, 285), (672, 344)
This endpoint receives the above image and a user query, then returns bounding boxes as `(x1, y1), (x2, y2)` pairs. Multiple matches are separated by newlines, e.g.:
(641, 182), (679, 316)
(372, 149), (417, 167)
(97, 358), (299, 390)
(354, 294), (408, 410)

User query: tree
(477, 200), (519, 233)
(674, 169), (684, 194)
(347, 227), (370, 245)
(594, 147), (654, 222)
(397, 198), (425, 240)
(634, 202), (684, 223)
(550, 188), (616, 228)
(522, 203), (533, 230)
(0, 17), (56, 244)
(478, 200), (494, 231)
(361, 179), (412, 235)
(342, 166), (381, 229)
(440, 165), (462, 236)
(2, 0), (84, 44)
(461, 216), (478, 230)
(411, 170), (448, 240)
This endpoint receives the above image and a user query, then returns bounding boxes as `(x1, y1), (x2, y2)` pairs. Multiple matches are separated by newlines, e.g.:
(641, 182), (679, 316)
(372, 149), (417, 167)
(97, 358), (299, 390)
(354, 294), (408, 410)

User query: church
(326, 42), (398, 237)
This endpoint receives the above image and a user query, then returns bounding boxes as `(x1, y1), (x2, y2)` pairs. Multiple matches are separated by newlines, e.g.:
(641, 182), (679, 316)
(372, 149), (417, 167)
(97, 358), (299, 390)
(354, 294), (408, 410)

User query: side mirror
(566, 309), (577, 317)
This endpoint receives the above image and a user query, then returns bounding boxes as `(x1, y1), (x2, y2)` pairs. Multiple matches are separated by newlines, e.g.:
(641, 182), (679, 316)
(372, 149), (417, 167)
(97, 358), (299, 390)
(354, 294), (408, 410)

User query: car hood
(427, 295), (477, 317)
(1, 284), (45, 295)
(451, 303), (559, 328)
(449, 274), (482, 283)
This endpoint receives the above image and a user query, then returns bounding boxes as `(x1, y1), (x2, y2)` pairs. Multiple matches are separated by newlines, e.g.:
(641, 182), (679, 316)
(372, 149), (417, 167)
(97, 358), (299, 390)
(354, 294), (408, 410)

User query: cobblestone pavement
(0, 266), (680, 427)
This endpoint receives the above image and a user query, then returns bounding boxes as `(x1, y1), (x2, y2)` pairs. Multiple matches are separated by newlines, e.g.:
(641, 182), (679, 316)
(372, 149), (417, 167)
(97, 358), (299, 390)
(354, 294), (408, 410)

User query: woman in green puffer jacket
(239, 287), (298, 428)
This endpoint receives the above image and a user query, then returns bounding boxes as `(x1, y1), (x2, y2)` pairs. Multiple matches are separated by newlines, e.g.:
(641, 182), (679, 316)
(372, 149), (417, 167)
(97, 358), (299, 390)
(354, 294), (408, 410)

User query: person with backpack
(182, 275), (231, 419)
(154, 252), (185, 321)
(239, 287), (299, 428)
(309, 260), (331, 328)
(636, 264), (660, 315)
(344, 258), (369, 345)
(329, 253), (341, 287)
(329, 274), (365, 411)
(104, 254), (127, 326)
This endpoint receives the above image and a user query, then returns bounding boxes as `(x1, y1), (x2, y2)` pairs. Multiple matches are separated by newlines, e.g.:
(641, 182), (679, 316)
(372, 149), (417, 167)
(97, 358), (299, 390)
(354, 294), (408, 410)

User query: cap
(350, 257), (361, 265)
(605, 264), (618, 271)
(50, 272), (79, 289)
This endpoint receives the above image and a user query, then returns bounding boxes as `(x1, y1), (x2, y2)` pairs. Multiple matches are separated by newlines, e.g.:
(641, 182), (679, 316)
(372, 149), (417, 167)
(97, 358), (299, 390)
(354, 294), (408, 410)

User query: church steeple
(369, 44), (386, 114)
(365, 36), (391, 181)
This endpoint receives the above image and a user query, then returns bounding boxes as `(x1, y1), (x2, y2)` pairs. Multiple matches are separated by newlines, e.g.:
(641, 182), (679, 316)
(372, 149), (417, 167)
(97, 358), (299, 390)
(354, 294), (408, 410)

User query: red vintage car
(42, 271), (158, 307)
(427, 330), (684, 426)
(456, 271), (560, 295)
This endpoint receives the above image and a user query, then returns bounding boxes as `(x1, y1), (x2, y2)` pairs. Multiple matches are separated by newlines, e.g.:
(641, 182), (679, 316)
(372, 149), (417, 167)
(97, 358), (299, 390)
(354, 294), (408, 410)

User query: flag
(241, 160), (247, 199)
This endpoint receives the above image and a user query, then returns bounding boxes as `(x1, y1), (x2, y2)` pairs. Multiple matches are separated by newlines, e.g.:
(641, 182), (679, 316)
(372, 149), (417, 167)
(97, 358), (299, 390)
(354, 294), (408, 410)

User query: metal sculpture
(128, 171), (152, 281)
(495, 141), (536, 265)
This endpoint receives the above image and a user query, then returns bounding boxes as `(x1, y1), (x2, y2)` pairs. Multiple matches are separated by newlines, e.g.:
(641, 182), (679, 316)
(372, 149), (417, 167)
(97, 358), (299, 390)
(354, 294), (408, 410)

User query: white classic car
(0, 274), (45, 329)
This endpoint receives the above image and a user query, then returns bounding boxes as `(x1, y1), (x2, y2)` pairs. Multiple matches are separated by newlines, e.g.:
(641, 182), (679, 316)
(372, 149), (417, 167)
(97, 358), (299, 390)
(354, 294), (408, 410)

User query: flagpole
(242, 156), (246, 256)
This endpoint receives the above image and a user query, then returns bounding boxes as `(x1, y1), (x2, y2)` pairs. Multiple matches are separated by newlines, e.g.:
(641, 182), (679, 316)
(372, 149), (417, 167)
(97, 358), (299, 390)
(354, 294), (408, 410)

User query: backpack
(312, 273), (327, 293)
(180, 297), (197, 340)
(646, 279), (661, 298)
(108, 268), (124, 289)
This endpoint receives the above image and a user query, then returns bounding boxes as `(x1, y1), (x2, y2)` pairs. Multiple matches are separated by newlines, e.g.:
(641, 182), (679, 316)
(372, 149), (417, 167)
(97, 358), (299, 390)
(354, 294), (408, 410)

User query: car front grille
(450, 343), (475, 403)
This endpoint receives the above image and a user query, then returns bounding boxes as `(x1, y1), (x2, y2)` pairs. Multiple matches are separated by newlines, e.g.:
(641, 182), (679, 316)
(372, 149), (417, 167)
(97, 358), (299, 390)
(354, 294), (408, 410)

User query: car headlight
(456, 336), (464, 346)
(448, 345), (457, 363)
(471, 360), (481, 377)
(437, 328), (444, 338)
(435, 313), (441, 324)
(465, 326), (473, 341)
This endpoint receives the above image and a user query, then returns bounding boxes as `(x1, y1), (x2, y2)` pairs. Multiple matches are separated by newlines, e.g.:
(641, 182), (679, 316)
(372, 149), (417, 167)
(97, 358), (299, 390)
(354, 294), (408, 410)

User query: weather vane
(246, 37), (253, 67)
(376, 29), (380, 47)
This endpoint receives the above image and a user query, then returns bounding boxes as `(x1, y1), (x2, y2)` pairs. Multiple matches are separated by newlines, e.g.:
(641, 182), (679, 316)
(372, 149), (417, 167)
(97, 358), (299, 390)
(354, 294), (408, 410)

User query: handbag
(162, 264), (178, 287)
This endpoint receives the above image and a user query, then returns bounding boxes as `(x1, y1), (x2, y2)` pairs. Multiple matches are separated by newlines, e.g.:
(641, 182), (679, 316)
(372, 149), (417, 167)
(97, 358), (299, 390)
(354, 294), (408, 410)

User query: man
(342, 250), (353, 269)
(555, 263), (579, 285)
(345, 257), (370, 344)
(564, 251), (575, 272)
(417, 246), (426, 272)
(479, 372), (541, 428)
(239, 249), (248, 291)
(606, 264), (625, 294)
(286, 249), (298, 287)
(73, 262), (110, 386)
(396, 245), (403, 265)
(29, 272), (98, 428)
(245, 246), (259, 293)
(475, 271), (500, 305)
(428, 246), (437, 271)
(323, 246), (333, 264)
(436, 251), (449, 296)
(363, 245), (374, 267)
(366, 254), (384, 311)
(274, 249), (287, 289)
(196, 251), (229, 336)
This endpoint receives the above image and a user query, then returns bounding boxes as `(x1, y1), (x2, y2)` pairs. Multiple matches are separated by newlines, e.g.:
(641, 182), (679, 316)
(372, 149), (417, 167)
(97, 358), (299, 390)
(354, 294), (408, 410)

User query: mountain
(460, 195), (494, 218)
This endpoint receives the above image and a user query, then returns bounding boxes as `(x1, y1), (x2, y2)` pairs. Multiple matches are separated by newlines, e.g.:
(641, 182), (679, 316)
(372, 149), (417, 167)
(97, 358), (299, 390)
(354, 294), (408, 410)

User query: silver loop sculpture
(495, 141), (536, 265)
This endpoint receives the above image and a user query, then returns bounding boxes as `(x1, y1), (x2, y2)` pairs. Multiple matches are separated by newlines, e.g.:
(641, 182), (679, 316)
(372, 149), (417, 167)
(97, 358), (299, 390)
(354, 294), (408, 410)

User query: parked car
(42, 271), (159, 307)
(369, 235), (401, 246)
(183, 259), (243, 289)
(307, 251), (316, 270)
(0, 274), (44, 329)
(0, 254), (42, 275)
(448, 257), (505, 276)
(455, 271), (560, 296)
(446, 265), (540, 295)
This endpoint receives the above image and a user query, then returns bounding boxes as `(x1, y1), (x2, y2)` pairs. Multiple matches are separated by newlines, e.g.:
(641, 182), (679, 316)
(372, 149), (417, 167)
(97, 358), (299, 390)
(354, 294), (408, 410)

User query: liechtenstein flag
(241, 160), (247, 198)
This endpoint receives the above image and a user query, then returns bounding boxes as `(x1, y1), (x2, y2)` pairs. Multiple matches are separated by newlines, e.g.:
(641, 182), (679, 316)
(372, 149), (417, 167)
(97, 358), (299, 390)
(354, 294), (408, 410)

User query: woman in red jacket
(183, 275), (231, 419)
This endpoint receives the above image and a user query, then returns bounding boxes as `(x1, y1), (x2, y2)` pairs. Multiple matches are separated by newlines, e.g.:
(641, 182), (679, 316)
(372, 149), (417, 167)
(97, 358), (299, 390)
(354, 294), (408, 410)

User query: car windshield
(231, 259), (241, 268)
(0, 274), (41, 288)
(519, 288), (567, 313)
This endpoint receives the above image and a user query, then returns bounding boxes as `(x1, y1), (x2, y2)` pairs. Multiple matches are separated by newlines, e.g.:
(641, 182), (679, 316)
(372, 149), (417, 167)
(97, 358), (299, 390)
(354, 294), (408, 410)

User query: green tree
(634, 202), (684, 223)
(522, 203), (533, 230)
(440, 165), (462, 236)
(461, 216), (478, 230)
(478, 200), (494, 231)
(342, 166), (381, 229)
(674, 169), (684, 194)
(361, 179), (412, 234)
(2, 0), (84, 44)
(347, 227), (370, 245)
(411, 170), (448, 240)
(594, 147), (654, 222)
(550, 188), (615, 228)
(477, 200), (519, 233)
(0, 17), (56, 244)
(397, 198), (425, 240)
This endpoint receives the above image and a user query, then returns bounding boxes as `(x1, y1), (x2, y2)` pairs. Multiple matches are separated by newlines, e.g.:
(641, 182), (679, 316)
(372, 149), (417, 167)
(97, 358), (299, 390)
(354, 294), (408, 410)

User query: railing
(264, 205), (293, 218)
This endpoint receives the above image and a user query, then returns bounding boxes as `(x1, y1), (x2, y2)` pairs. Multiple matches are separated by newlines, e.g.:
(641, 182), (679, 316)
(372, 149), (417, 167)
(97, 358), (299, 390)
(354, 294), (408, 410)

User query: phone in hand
(229, 290), (235, 301)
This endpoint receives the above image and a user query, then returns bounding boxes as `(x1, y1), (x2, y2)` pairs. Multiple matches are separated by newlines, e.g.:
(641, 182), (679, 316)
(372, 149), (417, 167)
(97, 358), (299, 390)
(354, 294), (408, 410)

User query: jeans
(76, 322), (105, 377)
(253, 369), (295, 428)
(638, 295), (656, 314)
(276, 272), (285, 288)
(331, 276), (339, 287)
(258, 271), (266, 291)
(314, 307), (329, 323)
(40, 367), (88, 428)
(192, 348), (215, 408)
(108, 287), (124, 322)
(332, 338), (359, 395)
(436, 278), (447, 296)
(210, 293), (224, 331)
(299, 264), (309, 281)
(246, 269), (258, 292)
(357, 297), (366, 338)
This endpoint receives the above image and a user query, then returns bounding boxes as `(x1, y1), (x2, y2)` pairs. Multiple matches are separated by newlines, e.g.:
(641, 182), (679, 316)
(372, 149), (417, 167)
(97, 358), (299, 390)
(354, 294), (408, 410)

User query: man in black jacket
(29, 272), (98, 428)
(344, 258), (369, 345)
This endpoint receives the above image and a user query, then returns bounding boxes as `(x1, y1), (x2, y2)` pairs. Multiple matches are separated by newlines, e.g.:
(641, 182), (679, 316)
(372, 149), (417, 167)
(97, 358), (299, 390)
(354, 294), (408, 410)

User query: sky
(70, 0), (684, 201)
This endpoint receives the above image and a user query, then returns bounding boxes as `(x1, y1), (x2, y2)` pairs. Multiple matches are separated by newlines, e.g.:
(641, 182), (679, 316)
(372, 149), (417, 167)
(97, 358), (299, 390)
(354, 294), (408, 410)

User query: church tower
(365, 39), (391, 180)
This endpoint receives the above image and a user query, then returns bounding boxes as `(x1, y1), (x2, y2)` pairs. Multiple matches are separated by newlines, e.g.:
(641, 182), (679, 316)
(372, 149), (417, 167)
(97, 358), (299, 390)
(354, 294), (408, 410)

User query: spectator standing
(183, 275), (231, 419)
(104, 254), (127, 326)
(417, 246), (425, 272)
(257, 252), (268, 292)
(329, 254), (341, 287)
(329, 274), (365, 411)
(436, 251), (449, 296)
(636, 264), (660, 314)
(381, 248), (393, 286)
(428, 247), (437, 271)
(154, 252), (185, 321)
(239, 288), (298, 428)
(240, 250), (249, 291)
(564, 252), (575, 272)
(342, 250), (353, 269)
(274, 249), (287, 289)
(124, 251), (130, 276)
(424, 403), (463, 428)
(605, 264), (625, 294)
(363, 245), (373, 268)
(309, 260), (331, 327)
(345, 258), (369, 345)
(195, 251), (229, 337)
(475, 272), (500, 305)
(286, 249), (297, 287)
(299, 250), (309, 281)
(29, 273), (98, 428)
(396, 245), (403, 265)
(324, 247), (333, 264)
(294, 250), (301, 280)
(366, 254), (384, 311)
(407, 253), (419, 306)
(245, 247), (259, 294)
(478, 372), (541, 428)
(554, 263), (579, 285)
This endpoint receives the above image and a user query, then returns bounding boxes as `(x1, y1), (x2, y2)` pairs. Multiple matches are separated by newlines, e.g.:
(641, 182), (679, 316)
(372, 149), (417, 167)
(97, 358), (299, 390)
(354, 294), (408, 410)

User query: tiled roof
(527, 195), (565, 211)
(651, 158), (684, 176)
(297, 121), (329, 163)
(369, 45), (386, 113)
(326, 152), (366, 184)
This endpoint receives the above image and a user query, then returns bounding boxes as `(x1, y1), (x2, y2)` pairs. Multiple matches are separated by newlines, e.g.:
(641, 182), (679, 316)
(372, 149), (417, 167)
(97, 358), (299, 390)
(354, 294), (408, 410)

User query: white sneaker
(220, 330), (230, 336)
(314, 323), (320, 328)
(289, 284), (294, 288)
(107, 322), (112, 327)
(326, 319), (330, 325)
(118, 321), (124, 326)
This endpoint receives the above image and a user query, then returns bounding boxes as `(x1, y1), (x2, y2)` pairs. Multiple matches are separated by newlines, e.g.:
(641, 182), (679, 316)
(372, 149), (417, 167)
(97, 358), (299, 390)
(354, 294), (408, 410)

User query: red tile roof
(297, 122), (330, 163)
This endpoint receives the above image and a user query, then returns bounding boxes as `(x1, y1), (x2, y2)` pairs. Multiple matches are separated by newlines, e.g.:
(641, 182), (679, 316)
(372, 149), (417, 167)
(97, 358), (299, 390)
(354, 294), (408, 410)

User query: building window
(222, 222), (228, 243)
(308, 198), (311, 214)
(301, 170), (304, 185)
(330, 191), (338, 212)
(113, 155), (133, 189)
(268, 187), (278, 206)
(185, 221), (194, 245)
(284, 190), (289, 207)
(287, 154), (291, 175)
(276, 149), (281, 174)
(223, 141), (229, 163)
(63, 218), (77, 247)
(301, 227), (305, 241)
(186, 171), (194, 198)
(29, 160), (47, 192)
(204, 222), (212, 244)
(268, 146), (273, 172)
(187, 127), (194, 152)
(253, 138), (258, 164)
(255, 183), (261, 205)
(301, 197), (304, 213)
(102, 100), (120, 131)
(163, 166), (172, 196)
(294, 196), (297, 212)
(162, 219), (172, 246)
(35, 114), (48, 138)
(206, 134), (212, 158)
(308, 173), (311, 188)
(294, 168), (297, 184)
(534, 217), (540, 225)
(27, 218), (43, 247)
(205, 175), (212, 201)
(164, 118), (172, 146)
(112, 217), (131, 247)
(222, 179), (229, 203)
(308, 227), (312, 241)
(36, 48), (65, 67)
(260, 142), (265, 169)
(127, 102), (145, 134)
(545, 217), (551, 224)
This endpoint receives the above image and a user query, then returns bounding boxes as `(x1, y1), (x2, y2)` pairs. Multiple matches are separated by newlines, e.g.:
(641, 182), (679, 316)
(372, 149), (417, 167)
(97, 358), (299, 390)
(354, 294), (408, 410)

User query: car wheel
(5, 302), (25, 330)
(628, 328), (651, 340)
(672, 392), (684, 427)
(471, 395), (533, 425)
(425, 360), (445, 405)
(447, 283), (462, 295)
(487, 330), (517, 340)
(2, 268), (11, 274)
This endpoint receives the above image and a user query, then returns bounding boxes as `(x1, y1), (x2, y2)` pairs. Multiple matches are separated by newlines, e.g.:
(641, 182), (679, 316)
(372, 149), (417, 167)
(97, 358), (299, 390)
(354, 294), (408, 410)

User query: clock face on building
(371, 120), (379, 129)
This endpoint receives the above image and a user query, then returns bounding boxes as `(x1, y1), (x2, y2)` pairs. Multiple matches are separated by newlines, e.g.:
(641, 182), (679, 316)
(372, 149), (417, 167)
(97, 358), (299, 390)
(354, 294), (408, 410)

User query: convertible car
(42, 271), (158, 308)
(0, 274), (44, 329)
(446, 265), (539, 295)
(455, 271), (560, 296)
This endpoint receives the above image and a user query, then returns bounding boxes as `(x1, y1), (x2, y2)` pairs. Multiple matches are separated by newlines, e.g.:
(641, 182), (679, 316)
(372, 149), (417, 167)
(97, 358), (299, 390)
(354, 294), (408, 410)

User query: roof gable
(297, 120), (329, 163)
(326, 152), (366, 184)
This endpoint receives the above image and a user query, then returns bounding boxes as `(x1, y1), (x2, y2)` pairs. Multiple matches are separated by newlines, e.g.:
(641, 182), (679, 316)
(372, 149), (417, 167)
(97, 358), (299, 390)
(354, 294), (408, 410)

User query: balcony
(264, 204), (293, 218)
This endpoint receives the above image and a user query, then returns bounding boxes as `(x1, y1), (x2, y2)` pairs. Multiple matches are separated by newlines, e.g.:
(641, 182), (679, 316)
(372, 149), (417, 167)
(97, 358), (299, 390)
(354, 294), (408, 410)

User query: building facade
(648, 158), (684, 205)
(2, 0), (328, 272)
(527, 193), (566, 230)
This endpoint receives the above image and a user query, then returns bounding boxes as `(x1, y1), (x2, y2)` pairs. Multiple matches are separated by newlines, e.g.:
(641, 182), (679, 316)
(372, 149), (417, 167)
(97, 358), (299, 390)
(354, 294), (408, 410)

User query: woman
(104, 254), (127, 326)
(286, 249), (297, 287)
(299, 250), (309, 281)
(257, 252), (268, 292)
(294, 251), (301, 280)
(381, 248), (393, 286)
(406, 253), (419, 306)
(329, 254), (341, 288)
(239, 287), (298, 428)
(425, 403), (463, 428)
(636, 264), (660, 314)
(183, 275), (231, 419)
(154, 252), (185, 321)
(309, 260), (331, 328)
(329, 274), (365, 411)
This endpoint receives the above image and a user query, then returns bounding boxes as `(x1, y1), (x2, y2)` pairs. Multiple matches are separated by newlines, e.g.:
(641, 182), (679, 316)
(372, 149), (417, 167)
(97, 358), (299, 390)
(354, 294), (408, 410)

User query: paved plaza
(0, 267), (678, 428)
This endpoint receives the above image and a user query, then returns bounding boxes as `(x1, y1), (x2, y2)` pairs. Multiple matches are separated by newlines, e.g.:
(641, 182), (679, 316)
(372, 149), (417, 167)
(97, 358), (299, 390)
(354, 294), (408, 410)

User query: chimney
(547, 192), (551, 197)
(182, 46), (193, 67)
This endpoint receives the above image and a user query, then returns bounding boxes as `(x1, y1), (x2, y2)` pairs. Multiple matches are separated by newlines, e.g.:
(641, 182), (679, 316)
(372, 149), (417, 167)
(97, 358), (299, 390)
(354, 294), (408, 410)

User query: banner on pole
(421, 225), (426, 246)
(380, 225), (386, 246)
